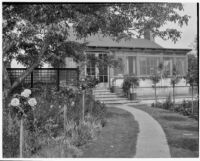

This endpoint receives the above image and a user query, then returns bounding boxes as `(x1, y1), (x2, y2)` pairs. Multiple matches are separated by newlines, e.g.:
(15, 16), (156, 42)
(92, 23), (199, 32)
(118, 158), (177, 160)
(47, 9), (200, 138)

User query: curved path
(111, 104), (171, 158)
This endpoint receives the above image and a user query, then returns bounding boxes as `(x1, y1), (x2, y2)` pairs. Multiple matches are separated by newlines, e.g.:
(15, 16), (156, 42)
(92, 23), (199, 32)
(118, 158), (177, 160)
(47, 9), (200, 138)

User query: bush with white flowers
(9, 89), (37, 119)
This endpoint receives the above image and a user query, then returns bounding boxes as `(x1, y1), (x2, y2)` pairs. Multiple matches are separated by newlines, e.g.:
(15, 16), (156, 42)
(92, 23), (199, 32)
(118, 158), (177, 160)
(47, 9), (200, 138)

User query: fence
(7, 68), (79, 91)
(135, 85), (198, 98)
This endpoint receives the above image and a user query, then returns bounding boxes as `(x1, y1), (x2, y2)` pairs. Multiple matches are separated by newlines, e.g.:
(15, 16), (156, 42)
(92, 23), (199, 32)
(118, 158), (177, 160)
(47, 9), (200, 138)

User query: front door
(86, 52), (108, 88)
(98, 53), (108, 83)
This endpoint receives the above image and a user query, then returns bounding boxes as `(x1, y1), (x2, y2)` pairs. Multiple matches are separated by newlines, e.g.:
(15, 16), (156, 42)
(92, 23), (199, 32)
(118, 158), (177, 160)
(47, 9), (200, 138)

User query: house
(64, 29), (191, 97)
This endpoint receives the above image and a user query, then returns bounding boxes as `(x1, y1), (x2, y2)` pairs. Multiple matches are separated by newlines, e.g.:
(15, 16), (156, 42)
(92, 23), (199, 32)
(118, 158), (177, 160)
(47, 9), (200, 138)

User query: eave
(86, 45), (192, 53)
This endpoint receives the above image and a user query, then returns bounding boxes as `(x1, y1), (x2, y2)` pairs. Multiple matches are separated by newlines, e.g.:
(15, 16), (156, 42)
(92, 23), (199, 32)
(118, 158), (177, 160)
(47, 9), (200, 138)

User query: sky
(155, 3), (197, 49)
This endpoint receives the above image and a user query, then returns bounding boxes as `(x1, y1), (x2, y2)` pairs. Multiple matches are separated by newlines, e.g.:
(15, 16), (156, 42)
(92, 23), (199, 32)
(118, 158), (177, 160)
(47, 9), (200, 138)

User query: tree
(186, 37), (199, 114)
(150, 72), (161, 106)
(170, 65), (180, 109)
(3, 3), (190, 97)
(150, 62), (170, 106)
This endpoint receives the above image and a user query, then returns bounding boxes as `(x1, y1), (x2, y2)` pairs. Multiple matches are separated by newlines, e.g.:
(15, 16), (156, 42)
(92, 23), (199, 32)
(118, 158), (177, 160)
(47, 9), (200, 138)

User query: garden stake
(64, 104), (67, 133)
(82, 90), (85, 121)
(20, 118), (24, 158)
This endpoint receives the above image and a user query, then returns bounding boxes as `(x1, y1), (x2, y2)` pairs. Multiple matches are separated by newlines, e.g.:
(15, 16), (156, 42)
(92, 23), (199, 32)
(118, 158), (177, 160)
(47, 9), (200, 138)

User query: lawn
(130, 104), (199, 158)
(79, 106), (139, 158)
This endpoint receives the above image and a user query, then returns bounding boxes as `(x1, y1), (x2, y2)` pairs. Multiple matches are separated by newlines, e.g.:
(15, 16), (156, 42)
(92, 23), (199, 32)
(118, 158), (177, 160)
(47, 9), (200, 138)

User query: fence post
(82, 90), (85, 121)
(31, 71), (33, 88)
(57, 69), (60, 91)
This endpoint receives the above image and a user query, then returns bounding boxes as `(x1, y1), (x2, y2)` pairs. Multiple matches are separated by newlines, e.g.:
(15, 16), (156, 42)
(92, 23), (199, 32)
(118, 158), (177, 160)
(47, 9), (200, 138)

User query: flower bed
(151, 95), (199, 120)
(3, 83), (107, 158)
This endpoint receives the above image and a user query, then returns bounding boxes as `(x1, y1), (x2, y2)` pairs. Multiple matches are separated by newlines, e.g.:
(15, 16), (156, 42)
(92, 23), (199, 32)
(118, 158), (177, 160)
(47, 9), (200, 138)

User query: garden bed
(3, 80), (107, 158)
(130, 104), (199, 157)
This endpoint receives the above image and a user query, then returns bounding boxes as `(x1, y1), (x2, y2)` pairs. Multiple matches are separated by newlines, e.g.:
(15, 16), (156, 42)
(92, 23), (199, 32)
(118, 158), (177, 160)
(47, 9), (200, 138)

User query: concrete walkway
(111, 104), (171, 158)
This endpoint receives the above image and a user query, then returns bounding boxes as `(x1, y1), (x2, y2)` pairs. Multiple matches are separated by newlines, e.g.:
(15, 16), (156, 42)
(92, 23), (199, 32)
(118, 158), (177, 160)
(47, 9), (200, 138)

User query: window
(128, 56), (136, 75)
(176, 58), (185, 75)
(114, 57), (124, 76)
(86, 54), (96, 77)
(163, 57), (173, 76)
(139, 57), (160, 75)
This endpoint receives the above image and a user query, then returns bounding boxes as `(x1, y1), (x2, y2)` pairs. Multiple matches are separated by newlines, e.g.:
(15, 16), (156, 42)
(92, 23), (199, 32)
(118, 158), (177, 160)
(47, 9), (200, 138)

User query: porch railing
(110, 76), (198, 98)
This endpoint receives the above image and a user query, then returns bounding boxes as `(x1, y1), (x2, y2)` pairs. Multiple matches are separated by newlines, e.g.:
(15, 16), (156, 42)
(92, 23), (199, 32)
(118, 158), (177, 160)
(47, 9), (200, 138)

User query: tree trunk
(155, 84), (157, 106)
(191, 84), (194, 115)
(3, 62), (11, 99)
(173, 83), (175, 111)
(8, 43), (48, 94)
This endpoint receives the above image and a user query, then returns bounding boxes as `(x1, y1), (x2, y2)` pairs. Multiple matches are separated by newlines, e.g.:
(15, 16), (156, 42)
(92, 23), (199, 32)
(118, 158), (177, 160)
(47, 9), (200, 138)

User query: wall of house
(109, 49), (190, 97)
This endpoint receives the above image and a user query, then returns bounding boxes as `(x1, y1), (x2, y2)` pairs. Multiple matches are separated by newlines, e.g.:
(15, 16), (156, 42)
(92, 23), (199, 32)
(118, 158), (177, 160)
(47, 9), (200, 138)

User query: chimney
(144, 29), (154, 41)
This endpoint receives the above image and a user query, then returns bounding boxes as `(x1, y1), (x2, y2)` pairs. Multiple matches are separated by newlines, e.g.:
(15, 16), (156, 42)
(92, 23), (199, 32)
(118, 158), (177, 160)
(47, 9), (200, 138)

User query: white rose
(10, 98), (20, 107)
(71, 101), (75, 106)
(21, 91), (30, 98)
(24, 89), (31, 95)
(28, 98), (37, 107)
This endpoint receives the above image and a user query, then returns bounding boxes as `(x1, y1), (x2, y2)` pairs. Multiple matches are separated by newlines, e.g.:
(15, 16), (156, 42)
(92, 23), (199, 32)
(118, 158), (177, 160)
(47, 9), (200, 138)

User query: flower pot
(110, 86), (114, 93)
(129, 92), (137, 100)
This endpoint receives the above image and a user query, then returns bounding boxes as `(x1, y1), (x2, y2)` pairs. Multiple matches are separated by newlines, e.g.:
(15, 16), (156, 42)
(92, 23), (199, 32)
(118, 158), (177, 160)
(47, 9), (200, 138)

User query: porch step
(95, 95), (124, 99)
(93, 90), (111, 94)
(95, 97), (128, 101)
(93, 89), (135, 104)
(100, 100), (139, 104)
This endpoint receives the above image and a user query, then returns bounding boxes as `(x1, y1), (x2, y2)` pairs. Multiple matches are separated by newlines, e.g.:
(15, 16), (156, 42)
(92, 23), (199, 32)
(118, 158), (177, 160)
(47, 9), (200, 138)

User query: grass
(130, 104), (199, 158)
(79, 107), (139, 158)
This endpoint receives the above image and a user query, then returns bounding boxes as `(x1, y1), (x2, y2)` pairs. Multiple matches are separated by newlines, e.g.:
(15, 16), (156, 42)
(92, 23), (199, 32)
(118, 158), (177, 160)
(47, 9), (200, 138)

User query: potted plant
(122, 75), (139, 100)
(110, 78), (117, 93)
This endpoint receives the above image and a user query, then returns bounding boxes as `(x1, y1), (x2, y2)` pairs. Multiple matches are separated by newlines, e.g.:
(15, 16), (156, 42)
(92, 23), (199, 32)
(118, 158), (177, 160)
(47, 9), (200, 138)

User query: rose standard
(9, 89), (37, 158)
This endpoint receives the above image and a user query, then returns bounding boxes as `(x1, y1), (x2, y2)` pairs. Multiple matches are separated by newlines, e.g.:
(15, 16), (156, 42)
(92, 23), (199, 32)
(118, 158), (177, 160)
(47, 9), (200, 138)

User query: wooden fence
(7, 68), (79, 91)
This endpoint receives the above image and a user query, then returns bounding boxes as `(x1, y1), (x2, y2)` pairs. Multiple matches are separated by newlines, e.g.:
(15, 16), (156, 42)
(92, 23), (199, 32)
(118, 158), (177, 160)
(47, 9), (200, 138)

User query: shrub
(4, 83), (107, 158)
(151, 95), (199, 120)
(174, 100), (199, 118)
(33, 135), (82, 158)
(151, 94), (173, 110)
(3, 112), (20, 157)
(122, 75), (139, 96)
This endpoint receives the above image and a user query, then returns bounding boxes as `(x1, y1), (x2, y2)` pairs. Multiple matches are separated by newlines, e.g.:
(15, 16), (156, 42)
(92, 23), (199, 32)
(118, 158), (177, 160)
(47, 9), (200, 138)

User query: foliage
(151, 96), (199, 120)
(33, 135), (83, 158)
(171, 64), (180, 85)
(3, 85), (107, 158)
(150, 72), (161, 85)
(122, 75), (139, 94)
(174, 100), (199, 119)
(3, 111), (20, 157)
(151, 94), (173, 110)
(79, 76), (99, 90)
(186, 54), (198, 85)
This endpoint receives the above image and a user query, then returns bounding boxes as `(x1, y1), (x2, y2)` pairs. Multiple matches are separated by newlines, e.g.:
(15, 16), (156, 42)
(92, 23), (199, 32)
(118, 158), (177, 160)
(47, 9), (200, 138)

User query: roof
(68, 29), (191, 52)
(69, 30), (163, 49)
